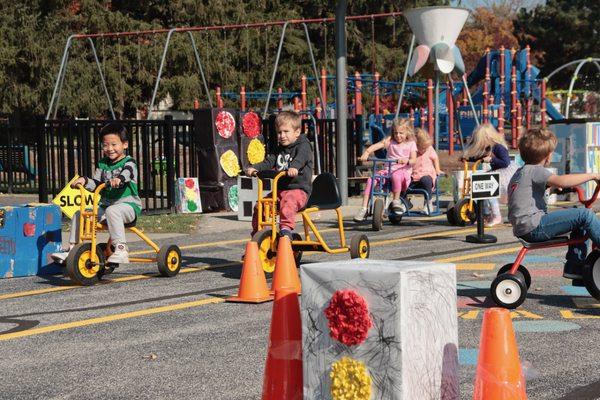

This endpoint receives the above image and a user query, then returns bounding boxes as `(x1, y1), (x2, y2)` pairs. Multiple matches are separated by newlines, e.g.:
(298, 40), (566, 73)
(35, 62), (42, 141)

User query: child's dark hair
(100, 122), (128, 142)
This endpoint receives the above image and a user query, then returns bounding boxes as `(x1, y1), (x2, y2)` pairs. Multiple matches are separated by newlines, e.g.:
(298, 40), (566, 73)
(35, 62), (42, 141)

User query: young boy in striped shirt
(52, 122), (142, 264)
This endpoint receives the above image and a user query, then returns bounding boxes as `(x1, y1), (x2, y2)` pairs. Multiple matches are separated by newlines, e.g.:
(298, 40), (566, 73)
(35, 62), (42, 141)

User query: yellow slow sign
(52, 175), (94, 219)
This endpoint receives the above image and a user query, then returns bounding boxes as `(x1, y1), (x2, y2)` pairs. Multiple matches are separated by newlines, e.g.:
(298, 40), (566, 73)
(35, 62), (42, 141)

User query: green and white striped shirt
(84, 156), (142, 215)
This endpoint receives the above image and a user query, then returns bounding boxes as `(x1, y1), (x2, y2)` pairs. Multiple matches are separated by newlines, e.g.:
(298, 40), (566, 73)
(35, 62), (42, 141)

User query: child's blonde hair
(519, 128), (557, 164)
(390, 118), (415, 142)
(414, 128), (432, 153)
(275, 111), (302, 131)
(463, 123), (507, 160)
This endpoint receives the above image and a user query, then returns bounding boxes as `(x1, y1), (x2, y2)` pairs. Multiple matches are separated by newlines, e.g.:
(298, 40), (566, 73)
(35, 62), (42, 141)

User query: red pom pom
(242, 112), (261, 139)
(324, 289), (372, 346)
(215, 111), (235, 139)
(184, 178), (195, 188)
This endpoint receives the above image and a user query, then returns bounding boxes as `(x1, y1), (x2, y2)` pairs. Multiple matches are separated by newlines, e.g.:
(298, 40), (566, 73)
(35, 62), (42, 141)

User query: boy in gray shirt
(508, 128), (600, 281)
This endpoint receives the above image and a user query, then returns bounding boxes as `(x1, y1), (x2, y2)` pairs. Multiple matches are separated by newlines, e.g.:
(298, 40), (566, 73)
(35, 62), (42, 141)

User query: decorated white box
(300, 259), (458, 400)
(175, 177), (202, 214)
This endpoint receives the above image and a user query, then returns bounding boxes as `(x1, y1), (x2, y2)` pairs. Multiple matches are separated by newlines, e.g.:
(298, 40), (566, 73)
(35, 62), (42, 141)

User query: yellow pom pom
(247, 139), (265, 165)
(330, 357), (372, 400)
(219, 150), (241, 177)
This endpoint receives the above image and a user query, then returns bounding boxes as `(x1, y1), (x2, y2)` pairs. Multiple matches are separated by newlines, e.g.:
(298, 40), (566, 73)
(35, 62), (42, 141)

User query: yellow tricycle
(65, 183), (182, 285)
(446, 158), (483, 226)
(251, 171), (370, 272)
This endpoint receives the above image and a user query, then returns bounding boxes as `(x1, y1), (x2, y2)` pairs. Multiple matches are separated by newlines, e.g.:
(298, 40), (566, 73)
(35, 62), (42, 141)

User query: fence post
(37, 117), (48, 203)
(6, 123), (14, 193)
(164, 115), (175, 211)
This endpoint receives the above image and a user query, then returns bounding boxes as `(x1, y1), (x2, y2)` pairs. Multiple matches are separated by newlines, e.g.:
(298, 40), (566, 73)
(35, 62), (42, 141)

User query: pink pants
(251, 189), (308, 236)
(365, 168), (411, 195)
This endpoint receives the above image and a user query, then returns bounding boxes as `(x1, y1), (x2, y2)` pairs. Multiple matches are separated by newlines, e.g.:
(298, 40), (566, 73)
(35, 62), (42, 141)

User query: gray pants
(69, 203), (136, 245)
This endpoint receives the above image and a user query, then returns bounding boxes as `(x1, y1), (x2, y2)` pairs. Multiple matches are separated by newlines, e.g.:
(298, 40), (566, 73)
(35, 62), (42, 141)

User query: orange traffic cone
(270, 236), (301, 294)
(473, 307), (527, 400)
(262, 289), (303, 400)
(227, 241), (273, 303)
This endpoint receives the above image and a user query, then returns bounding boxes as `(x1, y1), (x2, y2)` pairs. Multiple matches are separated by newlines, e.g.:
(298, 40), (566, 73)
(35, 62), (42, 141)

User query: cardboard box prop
(300, 259), (458, 400)
(175, 177), (202, 213)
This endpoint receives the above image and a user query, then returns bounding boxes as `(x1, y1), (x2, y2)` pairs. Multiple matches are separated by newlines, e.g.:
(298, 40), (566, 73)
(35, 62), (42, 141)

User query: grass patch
(62, 213), (201, 234)
(136, 213), (201, 234)
(437, 175), (455, 196)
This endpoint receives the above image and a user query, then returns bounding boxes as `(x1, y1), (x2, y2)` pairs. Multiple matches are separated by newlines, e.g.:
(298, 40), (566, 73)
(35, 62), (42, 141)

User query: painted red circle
(215, 111), (235, 139)
(242, 112), (261, 139)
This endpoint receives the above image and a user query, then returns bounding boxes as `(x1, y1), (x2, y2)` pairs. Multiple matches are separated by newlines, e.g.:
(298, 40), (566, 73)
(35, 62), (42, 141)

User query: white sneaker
(424, 200), (434, 215)
(51, 251), (69, 264)
(107, 244), (129, 264)
(354, 207), (368, 222)
(390, 200), (405, 213)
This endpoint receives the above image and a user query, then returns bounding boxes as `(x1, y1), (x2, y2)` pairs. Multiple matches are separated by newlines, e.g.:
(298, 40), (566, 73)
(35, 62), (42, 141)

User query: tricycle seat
(518, 236), (569, 249)
(305, 173), (342, 210)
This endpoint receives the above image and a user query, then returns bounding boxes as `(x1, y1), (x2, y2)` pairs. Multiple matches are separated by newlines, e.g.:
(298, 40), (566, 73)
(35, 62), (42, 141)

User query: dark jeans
(408, 175), (433, 199)
(520, 208), (600, 265)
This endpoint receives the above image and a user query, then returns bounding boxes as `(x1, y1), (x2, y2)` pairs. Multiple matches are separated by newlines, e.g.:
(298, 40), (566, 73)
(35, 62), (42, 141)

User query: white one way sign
(470, 172), (500, 200)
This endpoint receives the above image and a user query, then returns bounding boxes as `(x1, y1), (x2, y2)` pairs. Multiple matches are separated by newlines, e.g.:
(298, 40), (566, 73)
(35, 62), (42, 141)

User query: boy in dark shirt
(246, 111), (313, 239)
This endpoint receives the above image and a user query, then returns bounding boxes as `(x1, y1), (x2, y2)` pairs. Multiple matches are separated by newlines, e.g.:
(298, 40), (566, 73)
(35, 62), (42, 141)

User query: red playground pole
(541, 79), (547, 128)
(374, 72), (381, 116)
(516, 101), (523, 145)
(320, 67), (327, 117)
(499, 99), (506, 140)
(355, 71), (363, 116)
(499, 46), (506, 103)
(301, 75), (307, 113)
(427, 79), (434, 138)
(511, 62), (517, 145)
(525, 45), (532, 130)
(483, 48), (490, 124)
(315, 98), (321, 119)
(447, 83), (455, 155)
(240, 86), (246, 111)
(277, 87), (283, 111)
(293, 96), (300, 112)
(216, 86), (223, 108)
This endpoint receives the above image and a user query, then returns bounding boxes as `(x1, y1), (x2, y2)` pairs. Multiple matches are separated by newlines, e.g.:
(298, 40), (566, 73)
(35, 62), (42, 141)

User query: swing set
(46, 12), (405, 120)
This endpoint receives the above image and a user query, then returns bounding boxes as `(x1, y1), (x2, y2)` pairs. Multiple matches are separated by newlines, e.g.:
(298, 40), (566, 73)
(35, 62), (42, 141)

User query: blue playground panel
(0, 204), (63, 278)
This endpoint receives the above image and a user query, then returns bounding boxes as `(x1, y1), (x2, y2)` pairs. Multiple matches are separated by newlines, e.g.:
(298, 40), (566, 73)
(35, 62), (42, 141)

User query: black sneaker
(563, 262), (584, 280)
(572, 278), (585, 287)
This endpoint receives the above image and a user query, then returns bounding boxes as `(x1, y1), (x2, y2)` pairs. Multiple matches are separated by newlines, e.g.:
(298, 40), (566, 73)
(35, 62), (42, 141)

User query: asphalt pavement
(1, 200), (599, 400)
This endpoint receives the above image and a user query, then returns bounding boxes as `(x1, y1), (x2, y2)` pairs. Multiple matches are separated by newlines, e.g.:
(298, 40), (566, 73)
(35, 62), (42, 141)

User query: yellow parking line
(456, 263), (496, 270)
(0, 297), (224, 341)
(436, 246), (522, 263)
(0, 262), (238, 301)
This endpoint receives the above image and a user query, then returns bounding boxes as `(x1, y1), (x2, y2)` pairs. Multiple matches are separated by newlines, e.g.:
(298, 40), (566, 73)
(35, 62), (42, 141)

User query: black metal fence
(1, 114), (363, 213)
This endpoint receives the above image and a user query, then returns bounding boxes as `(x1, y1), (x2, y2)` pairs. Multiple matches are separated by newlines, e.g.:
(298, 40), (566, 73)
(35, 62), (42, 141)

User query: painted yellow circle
(247, 139), (265, 165)
(219, 150), (241, 177)
(77, 250), (99, 279)
(330, 357), (372, 400)
(166, 250), (180, 271)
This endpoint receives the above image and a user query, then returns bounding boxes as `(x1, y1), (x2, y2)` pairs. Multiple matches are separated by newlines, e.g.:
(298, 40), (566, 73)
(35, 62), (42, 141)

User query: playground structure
(46, 11), (568, 154)
(208, 45), (567, 155)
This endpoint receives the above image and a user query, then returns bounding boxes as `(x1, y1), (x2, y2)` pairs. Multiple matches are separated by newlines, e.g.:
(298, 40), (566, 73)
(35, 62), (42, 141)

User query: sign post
(466, 172), (499, 244)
